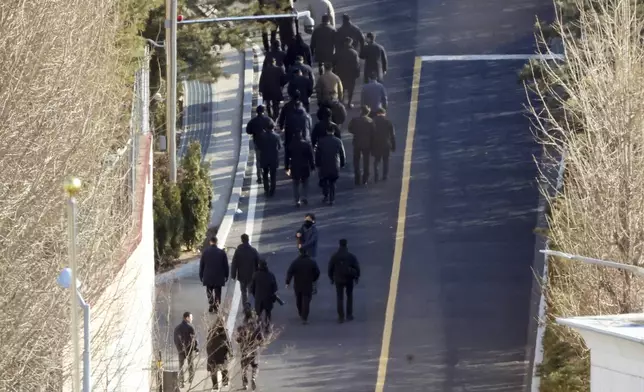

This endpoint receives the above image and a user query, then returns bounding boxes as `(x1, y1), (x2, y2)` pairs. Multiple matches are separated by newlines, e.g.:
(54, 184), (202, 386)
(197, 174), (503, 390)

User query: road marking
(375, 56), (422, 392)
(420, 53), (564, 62)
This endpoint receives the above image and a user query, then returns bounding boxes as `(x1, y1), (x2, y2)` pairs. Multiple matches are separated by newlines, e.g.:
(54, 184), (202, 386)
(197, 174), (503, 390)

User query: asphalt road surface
(250, 0), (554, 391)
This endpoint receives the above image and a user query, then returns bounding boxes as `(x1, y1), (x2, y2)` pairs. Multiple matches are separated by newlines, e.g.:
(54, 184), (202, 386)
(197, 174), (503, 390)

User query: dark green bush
(180, 141), (213, 251)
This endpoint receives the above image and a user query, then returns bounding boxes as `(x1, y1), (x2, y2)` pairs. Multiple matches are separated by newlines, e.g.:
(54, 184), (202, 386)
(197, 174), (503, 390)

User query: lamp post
(163, 0), (314, 182)
(539, 249), (644, 277)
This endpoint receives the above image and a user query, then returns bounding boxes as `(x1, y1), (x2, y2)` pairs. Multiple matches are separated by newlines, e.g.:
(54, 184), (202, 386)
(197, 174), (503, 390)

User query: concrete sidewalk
(154, 45), (255, 391)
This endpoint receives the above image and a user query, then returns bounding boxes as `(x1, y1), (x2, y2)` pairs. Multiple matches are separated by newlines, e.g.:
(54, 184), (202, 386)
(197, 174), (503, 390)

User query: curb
(155, 46), (255, 286)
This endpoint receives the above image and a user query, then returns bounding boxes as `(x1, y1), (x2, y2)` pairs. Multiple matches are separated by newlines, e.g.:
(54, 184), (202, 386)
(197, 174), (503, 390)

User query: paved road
(248, 1), (554, 391)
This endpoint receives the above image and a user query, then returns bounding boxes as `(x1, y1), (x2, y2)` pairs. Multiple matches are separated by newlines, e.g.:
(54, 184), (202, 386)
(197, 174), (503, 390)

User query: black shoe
(322, 196), (328, 203)
(338, 317), (344, 324)
(347, 315), (354, 321)
(302, 319), (308, 325)
(382, 176), (387, 181)
(302, 198), (308, 205)
(269, 189), (275, 197)
(354, 178), (361, 186)
(296, 201), (301, 208)
(328, 200), (334, 206)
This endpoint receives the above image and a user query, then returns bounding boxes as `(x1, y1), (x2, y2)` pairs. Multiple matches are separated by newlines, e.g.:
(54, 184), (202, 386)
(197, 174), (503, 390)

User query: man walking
(286, 247), (321, 324)
(310, 15), (337, 74)
(315, 125), (346, 206)
(332, 37), (360, 108)
(287, 68), (313, 112)
(285, 34), (312, 70)
(287, 55), (314, 84)
(315, 62), (343, 106)
(361, 32), (388, 83)
(361, 72), (388, 117)
(174, 312), (199, 388)
(263, 39), (286, 68)
(207, 318), (232, 391)
(235, 306), (263, 390)
(372, 108), (396, 182)
(246, 105), (275, 184)
(281, 91), (312, 172)
(199, 236), (229, 313)
(231, 233), (260, 305)
(287, 132), (316, 207)
(328, 239), (361, 323)
(348, 105), (375, 185)
(249, 259), (279, 326)
(258, 125), (281, 196)
(296, 213), (319, 259)
(259, 57), (287, 120)
(334, 14), (364, 54)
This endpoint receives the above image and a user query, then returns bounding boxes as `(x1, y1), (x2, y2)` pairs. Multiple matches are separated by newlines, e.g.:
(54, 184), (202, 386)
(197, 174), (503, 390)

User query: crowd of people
(173, 6), (391, 391)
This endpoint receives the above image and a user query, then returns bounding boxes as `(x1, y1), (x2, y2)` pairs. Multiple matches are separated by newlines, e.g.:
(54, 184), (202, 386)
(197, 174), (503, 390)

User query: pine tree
(180, 142), (212, 250)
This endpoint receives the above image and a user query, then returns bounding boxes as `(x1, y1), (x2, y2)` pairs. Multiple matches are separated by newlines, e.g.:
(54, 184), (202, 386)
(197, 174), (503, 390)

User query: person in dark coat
(332, 36), (361, 108)
(174, 312), (199, 387)
(263, 39), (286, 68)
(310, 14), (337, 74)
(287, 133), (316, 207)
(296, 213), (319, 259)
(235, 306), (264, 390)
(361, 72), (388, 117)
(231, 233), (260, 305)
(317, 98), (347, 132)
(277, 90), (301, 130)
(315, 125), (346, 205)
(285, 33), (312, 69)
(249, 259), (278, 325)
(285, 247), (321, 324)
(360, 32), (388, 83)
(334, 14), (364, 54)
(372, 107), (396, 182)
(278, 6), (296, 51)
(258, 127), (281, 196)
(206, 318), (232, 390)
(288, 68), (313, 112)
(311, 107), (341, 148)
(199, 236), (229, 313)
(282, 93), (312, 170)
(328, 238), (361, 323)
(287, 55), (314, 84)
(259, 57), (287, 120)
(348, 105), (376, 185)
(246, 105), (275, 184)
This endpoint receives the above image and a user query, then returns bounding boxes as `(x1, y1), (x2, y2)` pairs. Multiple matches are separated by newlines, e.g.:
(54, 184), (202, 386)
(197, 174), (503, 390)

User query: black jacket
(199, 245), (229, 287)
(332, 45), (361, 82)
(263, 47), (286, 68)
(287, 138), (316, 179)
(259, 63), (287, 101)
(361, 42), (388, 82)
(277, 16), (295, 48)
(315, 133), (346, 178)
(207, 325), (232, 368)
(311, 120), (341, 148)
(335, 21), (365, 53)
(287, 62), (314, 85)
(298, 223), (319, 258)
(235, 319), (263, 362)
(285, 35), (312, 69)
(174, 320), (198, 354)
(283, 104), (312, 146)
(250, 266), (278, 307)
(310, 24), (336, 64)
(328, 247), (361, 285)
(348, 115), (376, 150)
(231, 243), (260, 284)
(372, 115), (396, 156)
(246, 114), (275, 143)
(288, 73), (313, 101)
(278, 99), (298, 129)
(286, 255), (321, 295)
(317, 100), (347, 126)
(258, 130), (282, 168)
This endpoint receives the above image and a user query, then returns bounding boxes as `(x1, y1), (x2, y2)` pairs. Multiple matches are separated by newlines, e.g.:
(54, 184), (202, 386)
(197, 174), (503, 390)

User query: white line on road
(420, 54), (565, 62)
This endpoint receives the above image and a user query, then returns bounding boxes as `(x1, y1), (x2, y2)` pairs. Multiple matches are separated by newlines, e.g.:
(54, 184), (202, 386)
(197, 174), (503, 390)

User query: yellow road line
(375, 56), (423, 392)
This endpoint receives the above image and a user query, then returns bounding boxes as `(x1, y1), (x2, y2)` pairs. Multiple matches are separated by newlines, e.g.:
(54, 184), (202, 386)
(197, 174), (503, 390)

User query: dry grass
(0, 0), (143, 389)
(529, 0), (644, 388)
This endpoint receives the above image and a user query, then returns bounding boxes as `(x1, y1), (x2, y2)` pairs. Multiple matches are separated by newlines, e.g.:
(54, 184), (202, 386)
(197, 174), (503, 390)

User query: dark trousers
(343, 78), (357, 105)
(206, 285), (222, 311)
(211, 365), (229, 386)
(374, 152), (390, 181)
(262, 164), (277, 195)
(295, 292), (311, 321)
(262, 29), (278, 52)
(264, 99), (280, 120)
(178, 351), (194, 384)
(255, 301), (273, 325)
(353, 146), (370, 184)
(319, 176), (338, 202)
(292, 177), (309, 202)
(240, 281), (250, 306)
(336, 282), (354, 320)
(241, 357), (258, 386)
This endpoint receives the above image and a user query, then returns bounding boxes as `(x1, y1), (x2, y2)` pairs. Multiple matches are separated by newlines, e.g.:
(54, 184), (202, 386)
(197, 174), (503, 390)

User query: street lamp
(540, 249), (644, 276)
(57, 267), (92, 392)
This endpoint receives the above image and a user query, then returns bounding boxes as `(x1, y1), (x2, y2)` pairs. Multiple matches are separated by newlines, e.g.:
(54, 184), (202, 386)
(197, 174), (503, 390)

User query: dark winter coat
(310, 24), (336, 64)
(288, 73), (313, 102)
(258, 130), (282, 168)
(317, 99), (347, 126)
(287, 62), (315, 84)
(335, 21), (364, 53)
(328, 246), (361, 285)
(286, 255), (321, 295)
(206, 325), (232, 369)
(246, 114), (275, 144)
(250, 265), (278, 308)
(231, 243), (260, 285)
(332, 45), (360, 83)
(199, 245), (229, 287)
(348, 115), (376, 150)
(298, 222), (319, 258)
(277, 16), (296, 49)
(278, 99), (298, 129)
(372, 115), (396, 156)
(259, 63), (287, 101)
(263, 47), (287, 68)
(283, 104), (312, 146)
(174, 320), (198, 354)
(315, 133), (346, 179)
(311, 120), (341, 147)
(235, 319), (263, 363)
(287, 138), (316, 179)
(361, 42), (388, 82)
(285, 35), (312, 68)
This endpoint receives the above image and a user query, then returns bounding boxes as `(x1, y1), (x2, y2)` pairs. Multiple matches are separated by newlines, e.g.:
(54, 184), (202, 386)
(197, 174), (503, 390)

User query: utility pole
(165, 0), (178, 183)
